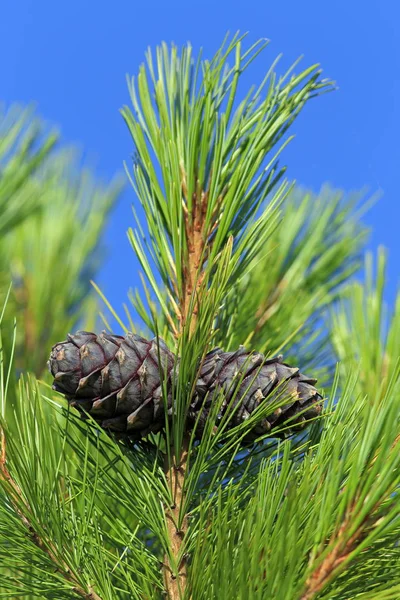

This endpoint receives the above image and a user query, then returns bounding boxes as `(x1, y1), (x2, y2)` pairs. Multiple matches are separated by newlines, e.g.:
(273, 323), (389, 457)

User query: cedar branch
(300, 435), (400, 600)
(300, 512), (365, 600)
(0, 427), (102, 600)
(162, 167), (211, 599)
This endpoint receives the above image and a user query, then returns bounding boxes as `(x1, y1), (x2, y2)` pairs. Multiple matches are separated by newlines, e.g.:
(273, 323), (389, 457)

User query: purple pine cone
(48, 331), (322, 441)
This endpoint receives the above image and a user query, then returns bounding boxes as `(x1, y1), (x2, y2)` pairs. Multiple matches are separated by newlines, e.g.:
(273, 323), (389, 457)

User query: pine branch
(331, 248), (400, 399)
(0, 426), (103, 600)
(300, 431), (400, 600)
(0, 105), (58, 236)
(217, 186), (369, 368)
(0, 116), (122, 379)
(161, 163), (209, 598)
(123, 35), (334, 338)
(117, 35), (333, 598)
(300, 508), (370, 600)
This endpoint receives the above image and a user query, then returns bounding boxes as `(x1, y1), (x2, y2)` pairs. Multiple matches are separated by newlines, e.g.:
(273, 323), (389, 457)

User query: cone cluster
(48, 331), (322, 442)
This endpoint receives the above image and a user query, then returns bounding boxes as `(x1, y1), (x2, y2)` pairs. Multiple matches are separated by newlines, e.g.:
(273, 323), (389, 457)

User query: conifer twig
(162, 165), (211, 599)
(180, 186), (208, 332)
(162, 163), (216, 598)
(0, 427), (103, 600)
(300, 436), (400, 600)
(300, 511), (366, 600)
(163, 436), (190, 600)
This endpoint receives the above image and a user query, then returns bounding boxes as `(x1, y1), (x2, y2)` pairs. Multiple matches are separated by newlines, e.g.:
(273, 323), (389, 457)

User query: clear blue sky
(1, 1), (399, 313)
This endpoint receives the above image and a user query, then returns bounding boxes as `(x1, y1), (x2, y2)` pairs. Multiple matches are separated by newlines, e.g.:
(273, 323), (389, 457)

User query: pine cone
(48, 331), (175, 437)
(48, 331), (322, 442)
(189, 346), (322, 442)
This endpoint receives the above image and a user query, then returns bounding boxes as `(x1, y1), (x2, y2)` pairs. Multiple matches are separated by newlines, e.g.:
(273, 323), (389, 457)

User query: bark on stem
(300, 473), (399, 600)
(163, 170), (209, 598)
(300, 518), (364, 600)
(181, 197), (207, 333)
(163, 436), (190, 600)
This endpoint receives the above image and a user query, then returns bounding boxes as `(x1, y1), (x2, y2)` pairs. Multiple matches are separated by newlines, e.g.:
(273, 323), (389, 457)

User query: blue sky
(1, 0), (399, 313)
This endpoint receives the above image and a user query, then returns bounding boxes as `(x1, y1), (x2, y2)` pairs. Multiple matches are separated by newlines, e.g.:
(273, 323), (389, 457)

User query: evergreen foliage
(0, 35), (398, 600)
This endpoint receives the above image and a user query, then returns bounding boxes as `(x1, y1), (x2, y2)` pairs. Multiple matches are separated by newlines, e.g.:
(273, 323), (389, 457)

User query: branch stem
(0, 427), (102, 600)
(163, 436), (190, 600)
(162, 170), (209, 598)
(300, 517), (364, 600)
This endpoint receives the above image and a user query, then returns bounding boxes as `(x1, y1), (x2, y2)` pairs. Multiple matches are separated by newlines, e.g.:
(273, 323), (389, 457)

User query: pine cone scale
(48, 331), (323, 441)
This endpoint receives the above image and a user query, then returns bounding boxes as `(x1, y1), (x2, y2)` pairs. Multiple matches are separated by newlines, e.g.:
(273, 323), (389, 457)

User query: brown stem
(181, 204), (207, 332)
(0, 428), (102, 600)
(163, 436), (190, 600)
(164, 168), (216, 598)
(300, 515), (364, 600)
(300, 477), (398, 600)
